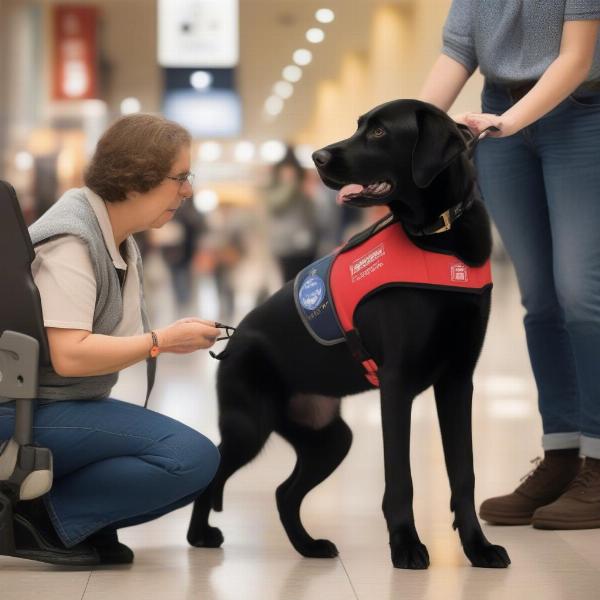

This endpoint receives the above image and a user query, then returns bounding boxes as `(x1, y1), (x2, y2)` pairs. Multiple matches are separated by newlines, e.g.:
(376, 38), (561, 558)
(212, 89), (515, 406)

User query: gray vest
(26, 188), (155, 404)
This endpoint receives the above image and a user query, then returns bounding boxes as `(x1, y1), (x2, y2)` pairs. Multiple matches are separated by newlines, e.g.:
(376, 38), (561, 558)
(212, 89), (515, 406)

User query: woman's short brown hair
(84, 113), (191, 202)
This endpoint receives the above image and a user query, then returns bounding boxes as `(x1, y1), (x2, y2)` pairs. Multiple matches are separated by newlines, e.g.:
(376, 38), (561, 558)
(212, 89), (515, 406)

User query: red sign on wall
(52, 6), (98, 100)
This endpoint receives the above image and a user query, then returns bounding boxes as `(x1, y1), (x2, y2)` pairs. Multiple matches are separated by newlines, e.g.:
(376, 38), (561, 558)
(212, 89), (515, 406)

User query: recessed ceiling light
(260, 140), (287, 163)
(194, 189), (219, 213)
(282, 65), (302, 82)
(234, 141), (256, 162)
(15, 151), (34, 171)
(293, 48), (313, 66)
(198, 141), (222, 162)
(120, 97), (141, 115)
(273, 81), (294, 99)
(306, 28), (325, 43)
(190, 70), (213, 90)
(265, 95), (284, 116)
(315, 8), (335, 23)
(294, 145), (316, 169)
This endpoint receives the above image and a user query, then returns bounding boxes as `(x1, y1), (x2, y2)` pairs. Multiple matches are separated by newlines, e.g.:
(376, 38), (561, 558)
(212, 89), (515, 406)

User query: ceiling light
(234, 141), (255, 162)
(293, 48), (312, 66)
(294, 145), (316, 169)
(15, 151), (34, 171)
(194, 189), (219, 213)
(190, 70), (213, 90)
(198, 141), (222, 162)
(306, 28), (325, 43)
(273, 81), (294, 99)
(282, 65), (302, 82)
(120, 97), (141, 115)
(260, 140), (286, 163)
(265, 95), (284, 116)
(315, 8), (335, 23)
(83, 99), (108, 117)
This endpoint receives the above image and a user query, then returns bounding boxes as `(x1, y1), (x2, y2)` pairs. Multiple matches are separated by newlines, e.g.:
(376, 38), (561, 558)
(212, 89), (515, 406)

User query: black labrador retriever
(187, 99), (510, 570)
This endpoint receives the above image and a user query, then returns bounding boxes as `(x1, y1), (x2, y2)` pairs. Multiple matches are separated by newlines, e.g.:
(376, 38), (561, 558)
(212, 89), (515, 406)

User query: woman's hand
(156, 318), (221, 354)
(453, 112), (519, 138)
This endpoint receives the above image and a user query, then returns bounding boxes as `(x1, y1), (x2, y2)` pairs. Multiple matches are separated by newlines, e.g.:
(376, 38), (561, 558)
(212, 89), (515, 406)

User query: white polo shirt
(31, 187), (144, 336)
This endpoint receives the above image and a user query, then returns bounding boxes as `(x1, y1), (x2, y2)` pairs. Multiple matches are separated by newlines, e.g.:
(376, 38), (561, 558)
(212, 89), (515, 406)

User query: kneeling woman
(0, 114), (221, 566)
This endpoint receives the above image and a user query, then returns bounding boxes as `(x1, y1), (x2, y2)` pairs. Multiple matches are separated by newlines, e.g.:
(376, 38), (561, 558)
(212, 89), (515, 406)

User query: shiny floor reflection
(2, 261), (599, 600)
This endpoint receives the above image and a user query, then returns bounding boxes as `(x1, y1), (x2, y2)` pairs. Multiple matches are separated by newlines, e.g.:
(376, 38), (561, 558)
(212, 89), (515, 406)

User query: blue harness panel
(293, 253), (345, 345)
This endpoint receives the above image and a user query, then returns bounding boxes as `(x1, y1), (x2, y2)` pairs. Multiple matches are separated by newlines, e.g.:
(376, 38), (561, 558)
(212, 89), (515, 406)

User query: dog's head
(312, 99), (474, 224)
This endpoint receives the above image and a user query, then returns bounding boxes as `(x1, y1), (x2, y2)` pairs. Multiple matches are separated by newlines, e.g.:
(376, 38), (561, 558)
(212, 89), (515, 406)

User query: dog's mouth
(337, 181), (394, 204)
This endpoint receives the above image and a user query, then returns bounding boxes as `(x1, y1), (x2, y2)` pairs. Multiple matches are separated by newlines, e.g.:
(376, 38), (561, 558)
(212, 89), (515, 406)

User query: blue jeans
(0, 398), (220, 547)
(475, 80), (600, 458)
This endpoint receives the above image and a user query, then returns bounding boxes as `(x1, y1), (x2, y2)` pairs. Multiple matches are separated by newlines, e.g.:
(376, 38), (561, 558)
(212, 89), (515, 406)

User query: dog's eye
(370, 127), (386, 138)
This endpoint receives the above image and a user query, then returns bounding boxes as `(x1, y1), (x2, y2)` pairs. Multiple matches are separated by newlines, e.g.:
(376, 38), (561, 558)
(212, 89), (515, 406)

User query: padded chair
(0, 181), (96, 565)
(0, 179), (53, 550)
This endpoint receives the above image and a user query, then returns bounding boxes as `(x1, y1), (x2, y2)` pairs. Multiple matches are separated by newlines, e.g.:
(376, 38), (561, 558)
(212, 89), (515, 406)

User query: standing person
(264, 148), (318, 283)
(161, 200), (206, 309)
(418, 2), (600, 529)
(0, 114), (221, 566)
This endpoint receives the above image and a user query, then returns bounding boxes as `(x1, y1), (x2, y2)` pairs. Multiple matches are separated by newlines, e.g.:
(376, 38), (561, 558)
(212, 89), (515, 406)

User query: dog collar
(405, 124), (498, 237)
(405, 182), (477, 237)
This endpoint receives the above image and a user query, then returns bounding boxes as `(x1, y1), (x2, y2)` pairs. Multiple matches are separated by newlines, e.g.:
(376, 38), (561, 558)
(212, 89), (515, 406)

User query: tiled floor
(2, 260), (599, 599)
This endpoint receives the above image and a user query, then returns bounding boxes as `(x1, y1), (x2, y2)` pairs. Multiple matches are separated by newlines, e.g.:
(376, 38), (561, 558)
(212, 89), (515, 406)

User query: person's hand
(451, 112), (474, 128)
(464, 112), (520, 138)
(155, 318), (221, 354)
(452, 112), (517, 138)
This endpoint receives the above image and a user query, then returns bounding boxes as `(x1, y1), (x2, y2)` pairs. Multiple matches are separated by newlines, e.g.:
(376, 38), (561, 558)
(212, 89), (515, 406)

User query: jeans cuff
(542, 432), (580, 450)
(581, 435), (600, 459)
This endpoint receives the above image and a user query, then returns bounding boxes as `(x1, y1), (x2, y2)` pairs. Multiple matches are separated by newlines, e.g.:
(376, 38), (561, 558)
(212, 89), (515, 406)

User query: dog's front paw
(464, 540), (510, 568)
(390, 531), (430, 569)
(187, 525), (224, 548)
(299, 538), (339, 558)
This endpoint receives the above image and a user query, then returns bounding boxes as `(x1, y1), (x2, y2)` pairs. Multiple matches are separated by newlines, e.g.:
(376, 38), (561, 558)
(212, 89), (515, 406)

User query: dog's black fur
(187, 99), (510, 569)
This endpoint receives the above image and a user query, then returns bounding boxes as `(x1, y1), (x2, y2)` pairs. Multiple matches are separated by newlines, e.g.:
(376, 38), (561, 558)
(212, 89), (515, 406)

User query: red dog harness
(294, 215), (492, 387)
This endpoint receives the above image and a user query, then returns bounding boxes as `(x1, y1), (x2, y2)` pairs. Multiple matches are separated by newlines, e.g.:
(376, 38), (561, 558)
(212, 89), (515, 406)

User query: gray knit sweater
(18, 188), (153, 403)
(442, 1), (600, 85)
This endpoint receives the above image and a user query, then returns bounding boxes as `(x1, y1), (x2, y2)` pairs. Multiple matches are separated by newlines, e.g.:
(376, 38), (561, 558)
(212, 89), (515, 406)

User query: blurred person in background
(0, 114), (221, 566)
(198, 199), (281, 323)
(197, 202), (245, 322)
(160, 200), (206, 310)
(303, 167), (362, 257)
(419, 1), (600, 530)
(263, 148), (319, 283)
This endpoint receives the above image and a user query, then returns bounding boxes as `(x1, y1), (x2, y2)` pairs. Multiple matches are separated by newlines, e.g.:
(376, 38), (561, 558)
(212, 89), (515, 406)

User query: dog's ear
(412, 108), (469, 188)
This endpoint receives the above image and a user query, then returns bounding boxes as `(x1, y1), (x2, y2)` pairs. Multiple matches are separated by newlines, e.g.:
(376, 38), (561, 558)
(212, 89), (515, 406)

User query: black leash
(209, 321), (237, 360)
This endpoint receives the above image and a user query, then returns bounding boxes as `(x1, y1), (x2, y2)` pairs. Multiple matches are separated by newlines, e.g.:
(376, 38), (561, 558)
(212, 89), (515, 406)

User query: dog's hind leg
(187, 406), (274, 548)
(434, 368), (510, 568)
(275, 408), (352, 558)
(187, 347), (280, 548)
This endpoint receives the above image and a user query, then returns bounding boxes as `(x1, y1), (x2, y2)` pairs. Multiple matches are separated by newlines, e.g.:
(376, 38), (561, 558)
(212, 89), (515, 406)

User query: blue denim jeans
(475, 80), (600, 459)
(0, 398), (220, 547)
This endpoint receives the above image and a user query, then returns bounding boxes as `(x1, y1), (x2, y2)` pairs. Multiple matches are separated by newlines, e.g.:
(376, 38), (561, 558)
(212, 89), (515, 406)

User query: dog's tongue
(336, 183), (364, 204)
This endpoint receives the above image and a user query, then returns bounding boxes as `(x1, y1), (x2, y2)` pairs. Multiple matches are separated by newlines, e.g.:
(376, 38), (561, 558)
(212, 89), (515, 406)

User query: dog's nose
(312, 150), (332, 168)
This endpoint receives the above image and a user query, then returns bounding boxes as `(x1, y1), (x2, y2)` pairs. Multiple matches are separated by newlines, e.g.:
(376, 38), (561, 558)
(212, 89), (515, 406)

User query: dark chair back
(0, 180), (49, 367)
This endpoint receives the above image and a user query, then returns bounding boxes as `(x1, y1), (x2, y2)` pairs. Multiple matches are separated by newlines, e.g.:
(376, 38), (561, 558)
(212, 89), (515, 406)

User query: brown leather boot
(532, 457), (600, 529)
(479, 450), (582, 525)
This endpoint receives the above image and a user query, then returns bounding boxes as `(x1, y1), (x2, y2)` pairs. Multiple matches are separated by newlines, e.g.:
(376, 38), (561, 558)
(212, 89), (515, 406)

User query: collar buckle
(431, 210), (452, 234)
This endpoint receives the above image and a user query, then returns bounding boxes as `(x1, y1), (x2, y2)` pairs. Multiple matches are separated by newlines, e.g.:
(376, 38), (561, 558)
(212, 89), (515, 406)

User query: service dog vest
(294, 214), (492, 387)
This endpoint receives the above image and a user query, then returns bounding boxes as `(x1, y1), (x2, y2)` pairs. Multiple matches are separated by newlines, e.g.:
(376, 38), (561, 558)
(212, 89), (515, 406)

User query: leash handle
(464, 125), (500, 158)
(214, 322), (236, 342)
(476, 125), (500, 140)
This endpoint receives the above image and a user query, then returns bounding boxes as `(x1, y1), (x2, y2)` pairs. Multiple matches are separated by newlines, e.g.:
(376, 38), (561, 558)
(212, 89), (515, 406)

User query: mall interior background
(0, 1), (487, 335)
(3, 2), (599, 599)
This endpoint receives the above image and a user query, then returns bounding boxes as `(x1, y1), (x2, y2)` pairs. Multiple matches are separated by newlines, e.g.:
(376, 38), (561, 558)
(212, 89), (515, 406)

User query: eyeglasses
(165, 172), (195, 188)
